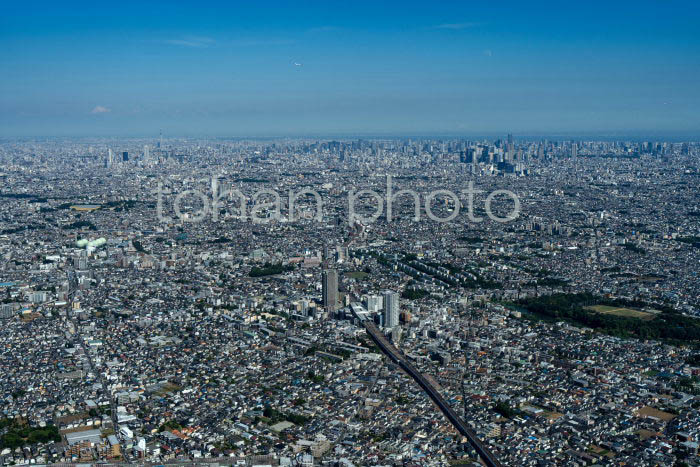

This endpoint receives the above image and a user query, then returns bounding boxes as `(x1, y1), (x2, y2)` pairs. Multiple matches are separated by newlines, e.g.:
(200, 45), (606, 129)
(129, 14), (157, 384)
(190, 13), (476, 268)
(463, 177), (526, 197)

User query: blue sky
(2, 1), (699, 137)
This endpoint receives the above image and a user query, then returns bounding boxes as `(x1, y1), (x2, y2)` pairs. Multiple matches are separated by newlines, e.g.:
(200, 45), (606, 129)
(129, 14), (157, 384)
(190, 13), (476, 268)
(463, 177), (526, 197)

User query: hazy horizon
(2, 1), (700, 137)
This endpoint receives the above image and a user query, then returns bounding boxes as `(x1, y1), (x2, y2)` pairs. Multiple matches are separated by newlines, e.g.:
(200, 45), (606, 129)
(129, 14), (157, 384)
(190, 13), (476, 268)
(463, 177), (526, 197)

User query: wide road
(363, 321), (503, 467)
(72, 321), (132, 463)
(67, 270), (132, 462)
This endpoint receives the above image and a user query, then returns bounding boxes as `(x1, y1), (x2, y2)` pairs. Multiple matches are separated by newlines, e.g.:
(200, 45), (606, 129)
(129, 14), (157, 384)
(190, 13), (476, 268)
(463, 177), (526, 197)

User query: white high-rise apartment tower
(382, 290), (399, 328)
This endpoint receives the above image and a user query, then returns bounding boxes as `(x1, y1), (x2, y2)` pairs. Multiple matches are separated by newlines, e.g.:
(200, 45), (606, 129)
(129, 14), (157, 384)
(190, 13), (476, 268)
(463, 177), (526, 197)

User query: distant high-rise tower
(122, 151), (129, 162)
(144, 145), (150, 161)
(382, 290), (399, 328)
(506, 133), (514, 163)
(571, 143), (578, 158)
(322, 269), (339, 311)
(106, 149), (113, 168)
(158, 130), (163, 149)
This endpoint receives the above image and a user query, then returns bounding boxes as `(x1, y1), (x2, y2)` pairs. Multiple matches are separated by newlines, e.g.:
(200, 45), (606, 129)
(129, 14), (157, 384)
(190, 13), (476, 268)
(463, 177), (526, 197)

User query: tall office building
(144, 145), (150, 161)
(365, 294), (383, 313)
(506, 133), (514, 163)
(299, 299), (310, 317)
(382, 290), (399, 329)
(322, 269), (339, 311)
(122, 151), (129, 162)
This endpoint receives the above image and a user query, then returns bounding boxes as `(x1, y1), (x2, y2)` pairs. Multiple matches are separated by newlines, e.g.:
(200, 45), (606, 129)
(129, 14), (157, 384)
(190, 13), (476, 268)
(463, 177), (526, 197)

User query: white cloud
(163, 36), (216, 48)
(229, 38), (294, 47)
(90, 105), (111, 114)
(435, 22), (480, 30)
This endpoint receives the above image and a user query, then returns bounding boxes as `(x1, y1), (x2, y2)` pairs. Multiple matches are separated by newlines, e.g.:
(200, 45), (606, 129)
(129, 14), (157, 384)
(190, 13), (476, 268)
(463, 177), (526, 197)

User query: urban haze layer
(0, 137), (699, 467)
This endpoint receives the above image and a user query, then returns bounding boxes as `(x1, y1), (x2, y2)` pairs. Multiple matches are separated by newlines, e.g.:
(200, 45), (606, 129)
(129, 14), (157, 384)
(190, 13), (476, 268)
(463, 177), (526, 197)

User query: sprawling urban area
(0, 137), (698, 466)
